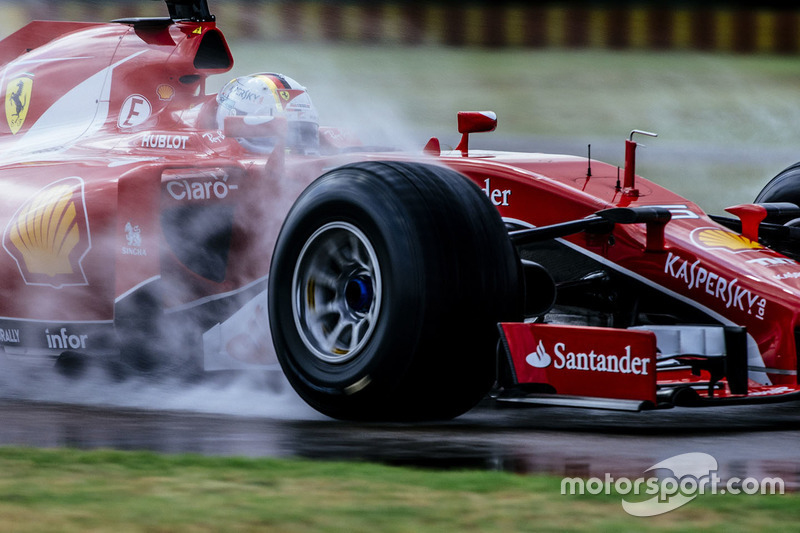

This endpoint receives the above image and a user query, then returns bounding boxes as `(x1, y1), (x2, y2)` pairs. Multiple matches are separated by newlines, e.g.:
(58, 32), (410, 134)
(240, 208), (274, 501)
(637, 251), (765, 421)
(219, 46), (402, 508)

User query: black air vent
(194, 30), (231, 70)
(161, 204), (234, 283)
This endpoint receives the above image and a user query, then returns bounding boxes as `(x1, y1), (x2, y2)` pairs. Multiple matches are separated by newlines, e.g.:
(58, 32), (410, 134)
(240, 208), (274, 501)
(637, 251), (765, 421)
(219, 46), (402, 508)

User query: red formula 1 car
(2, 0), (800, 421)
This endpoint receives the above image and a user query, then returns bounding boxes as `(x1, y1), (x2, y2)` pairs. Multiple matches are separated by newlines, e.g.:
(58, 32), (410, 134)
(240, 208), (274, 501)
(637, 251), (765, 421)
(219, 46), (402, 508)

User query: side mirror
(456, 111), (497, 156)
(457, 111), (497, 134)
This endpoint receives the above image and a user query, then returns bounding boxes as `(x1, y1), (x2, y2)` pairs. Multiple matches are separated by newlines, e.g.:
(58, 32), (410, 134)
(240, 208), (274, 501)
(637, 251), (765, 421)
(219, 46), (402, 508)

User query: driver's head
(216, 73), (319, 154)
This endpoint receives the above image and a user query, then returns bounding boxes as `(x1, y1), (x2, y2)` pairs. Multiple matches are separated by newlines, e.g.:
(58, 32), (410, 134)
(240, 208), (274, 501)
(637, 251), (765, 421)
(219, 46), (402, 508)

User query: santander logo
(525, 341), (552, 368)
(525, 339), (651, 376)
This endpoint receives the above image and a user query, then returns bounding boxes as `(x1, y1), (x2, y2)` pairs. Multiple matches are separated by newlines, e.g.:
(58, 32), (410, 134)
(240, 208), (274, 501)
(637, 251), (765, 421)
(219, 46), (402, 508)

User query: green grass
(0, 446), (795, 532)
(223, 43), (800, 212)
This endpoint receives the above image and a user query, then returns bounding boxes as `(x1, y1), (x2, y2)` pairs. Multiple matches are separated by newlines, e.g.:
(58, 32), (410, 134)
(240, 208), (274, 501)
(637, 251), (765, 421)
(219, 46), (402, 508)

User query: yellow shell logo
(694, 228), (763, 252)
(2, 177), (91, 288)
(156, 84), (175, 102)
(5, 75), (32, 135)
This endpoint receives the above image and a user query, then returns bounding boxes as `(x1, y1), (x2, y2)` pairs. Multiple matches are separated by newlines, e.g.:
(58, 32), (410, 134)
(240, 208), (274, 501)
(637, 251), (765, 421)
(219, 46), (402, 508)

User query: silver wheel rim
(292, 222), (382, 364)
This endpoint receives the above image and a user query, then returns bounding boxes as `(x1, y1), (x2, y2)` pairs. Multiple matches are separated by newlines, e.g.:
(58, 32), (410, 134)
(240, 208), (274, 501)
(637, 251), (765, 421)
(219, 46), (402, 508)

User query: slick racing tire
(752, 162), (800, 258)
(268, 161), (521, 421)
(755, 162), (800, 254)
(755, 162), (800, 206)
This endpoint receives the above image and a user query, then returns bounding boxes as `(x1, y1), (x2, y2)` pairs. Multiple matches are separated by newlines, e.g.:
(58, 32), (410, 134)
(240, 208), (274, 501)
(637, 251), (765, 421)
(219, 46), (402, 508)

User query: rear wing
(163, 0), (215, 22)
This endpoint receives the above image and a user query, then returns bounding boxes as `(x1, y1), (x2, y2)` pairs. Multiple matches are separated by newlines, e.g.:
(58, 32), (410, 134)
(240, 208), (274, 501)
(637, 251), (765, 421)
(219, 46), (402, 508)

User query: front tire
(755, 162), (800, 206)
(268, 161), (521, 421)
(754, 162), (800, 258)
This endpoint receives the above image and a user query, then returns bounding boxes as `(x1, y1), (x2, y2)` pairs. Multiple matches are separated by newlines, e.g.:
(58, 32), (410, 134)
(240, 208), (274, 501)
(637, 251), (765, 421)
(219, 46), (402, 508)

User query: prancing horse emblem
(5, 76), (33, 134)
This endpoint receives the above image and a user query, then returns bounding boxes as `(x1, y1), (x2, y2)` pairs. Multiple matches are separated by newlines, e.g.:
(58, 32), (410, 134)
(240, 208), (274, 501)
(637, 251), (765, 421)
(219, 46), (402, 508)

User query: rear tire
(112, 282), (202, 380)
(268, 161), (521, 421)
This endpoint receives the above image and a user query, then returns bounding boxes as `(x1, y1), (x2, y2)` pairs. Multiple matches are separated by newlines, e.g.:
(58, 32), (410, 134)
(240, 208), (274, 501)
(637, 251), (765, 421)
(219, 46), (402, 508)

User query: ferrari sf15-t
(2, 0), (800, 421)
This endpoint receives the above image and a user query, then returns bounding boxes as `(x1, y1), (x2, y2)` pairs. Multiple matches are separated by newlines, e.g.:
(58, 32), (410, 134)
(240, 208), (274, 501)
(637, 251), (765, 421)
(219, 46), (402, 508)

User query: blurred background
(2, 0), (800, 213)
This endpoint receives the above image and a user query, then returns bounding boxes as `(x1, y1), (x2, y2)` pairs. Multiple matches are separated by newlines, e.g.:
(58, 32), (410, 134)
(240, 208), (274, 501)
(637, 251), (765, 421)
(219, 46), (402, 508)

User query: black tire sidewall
(269, 167), (428, 405)
(755, 162), (800, 205)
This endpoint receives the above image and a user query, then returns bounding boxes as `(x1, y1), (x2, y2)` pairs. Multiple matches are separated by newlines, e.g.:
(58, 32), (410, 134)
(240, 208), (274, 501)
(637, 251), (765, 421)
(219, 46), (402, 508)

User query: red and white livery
(2, 0), (800, 420)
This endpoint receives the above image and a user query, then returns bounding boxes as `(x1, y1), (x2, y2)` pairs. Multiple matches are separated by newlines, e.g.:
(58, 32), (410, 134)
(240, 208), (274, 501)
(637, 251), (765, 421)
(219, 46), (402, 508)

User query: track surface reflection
(1, 391), (799, 489)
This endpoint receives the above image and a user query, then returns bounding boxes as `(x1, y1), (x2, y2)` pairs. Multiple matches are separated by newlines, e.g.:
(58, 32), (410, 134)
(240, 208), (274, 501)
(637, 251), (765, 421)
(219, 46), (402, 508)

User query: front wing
(497, 322), (800, 411)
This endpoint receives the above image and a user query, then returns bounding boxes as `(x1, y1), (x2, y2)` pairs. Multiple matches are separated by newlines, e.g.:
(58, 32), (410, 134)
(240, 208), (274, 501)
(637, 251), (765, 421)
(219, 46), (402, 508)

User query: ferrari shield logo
(5, 76), (33, 134)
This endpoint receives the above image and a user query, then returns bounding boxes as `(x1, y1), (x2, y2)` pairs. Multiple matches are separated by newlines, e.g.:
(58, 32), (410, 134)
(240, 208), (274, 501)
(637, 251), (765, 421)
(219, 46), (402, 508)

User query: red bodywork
(1, 9), (798, 409)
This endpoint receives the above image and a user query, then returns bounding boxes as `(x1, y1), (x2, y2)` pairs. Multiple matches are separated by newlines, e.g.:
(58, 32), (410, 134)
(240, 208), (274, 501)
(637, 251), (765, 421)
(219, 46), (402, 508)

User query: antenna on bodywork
(586, 144), (592, 177)
(162, 0), (215, 22)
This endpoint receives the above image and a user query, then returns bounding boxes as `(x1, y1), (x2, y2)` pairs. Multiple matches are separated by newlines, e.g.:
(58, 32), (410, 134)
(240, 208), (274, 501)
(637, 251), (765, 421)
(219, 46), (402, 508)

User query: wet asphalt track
(1, 372), (799, 487)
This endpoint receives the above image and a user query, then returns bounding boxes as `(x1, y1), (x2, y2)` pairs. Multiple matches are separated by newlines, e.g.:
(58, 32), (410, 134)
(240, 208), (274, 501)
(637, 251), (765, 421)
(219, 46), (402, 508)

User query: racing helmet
(216, 73), (319, 154)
